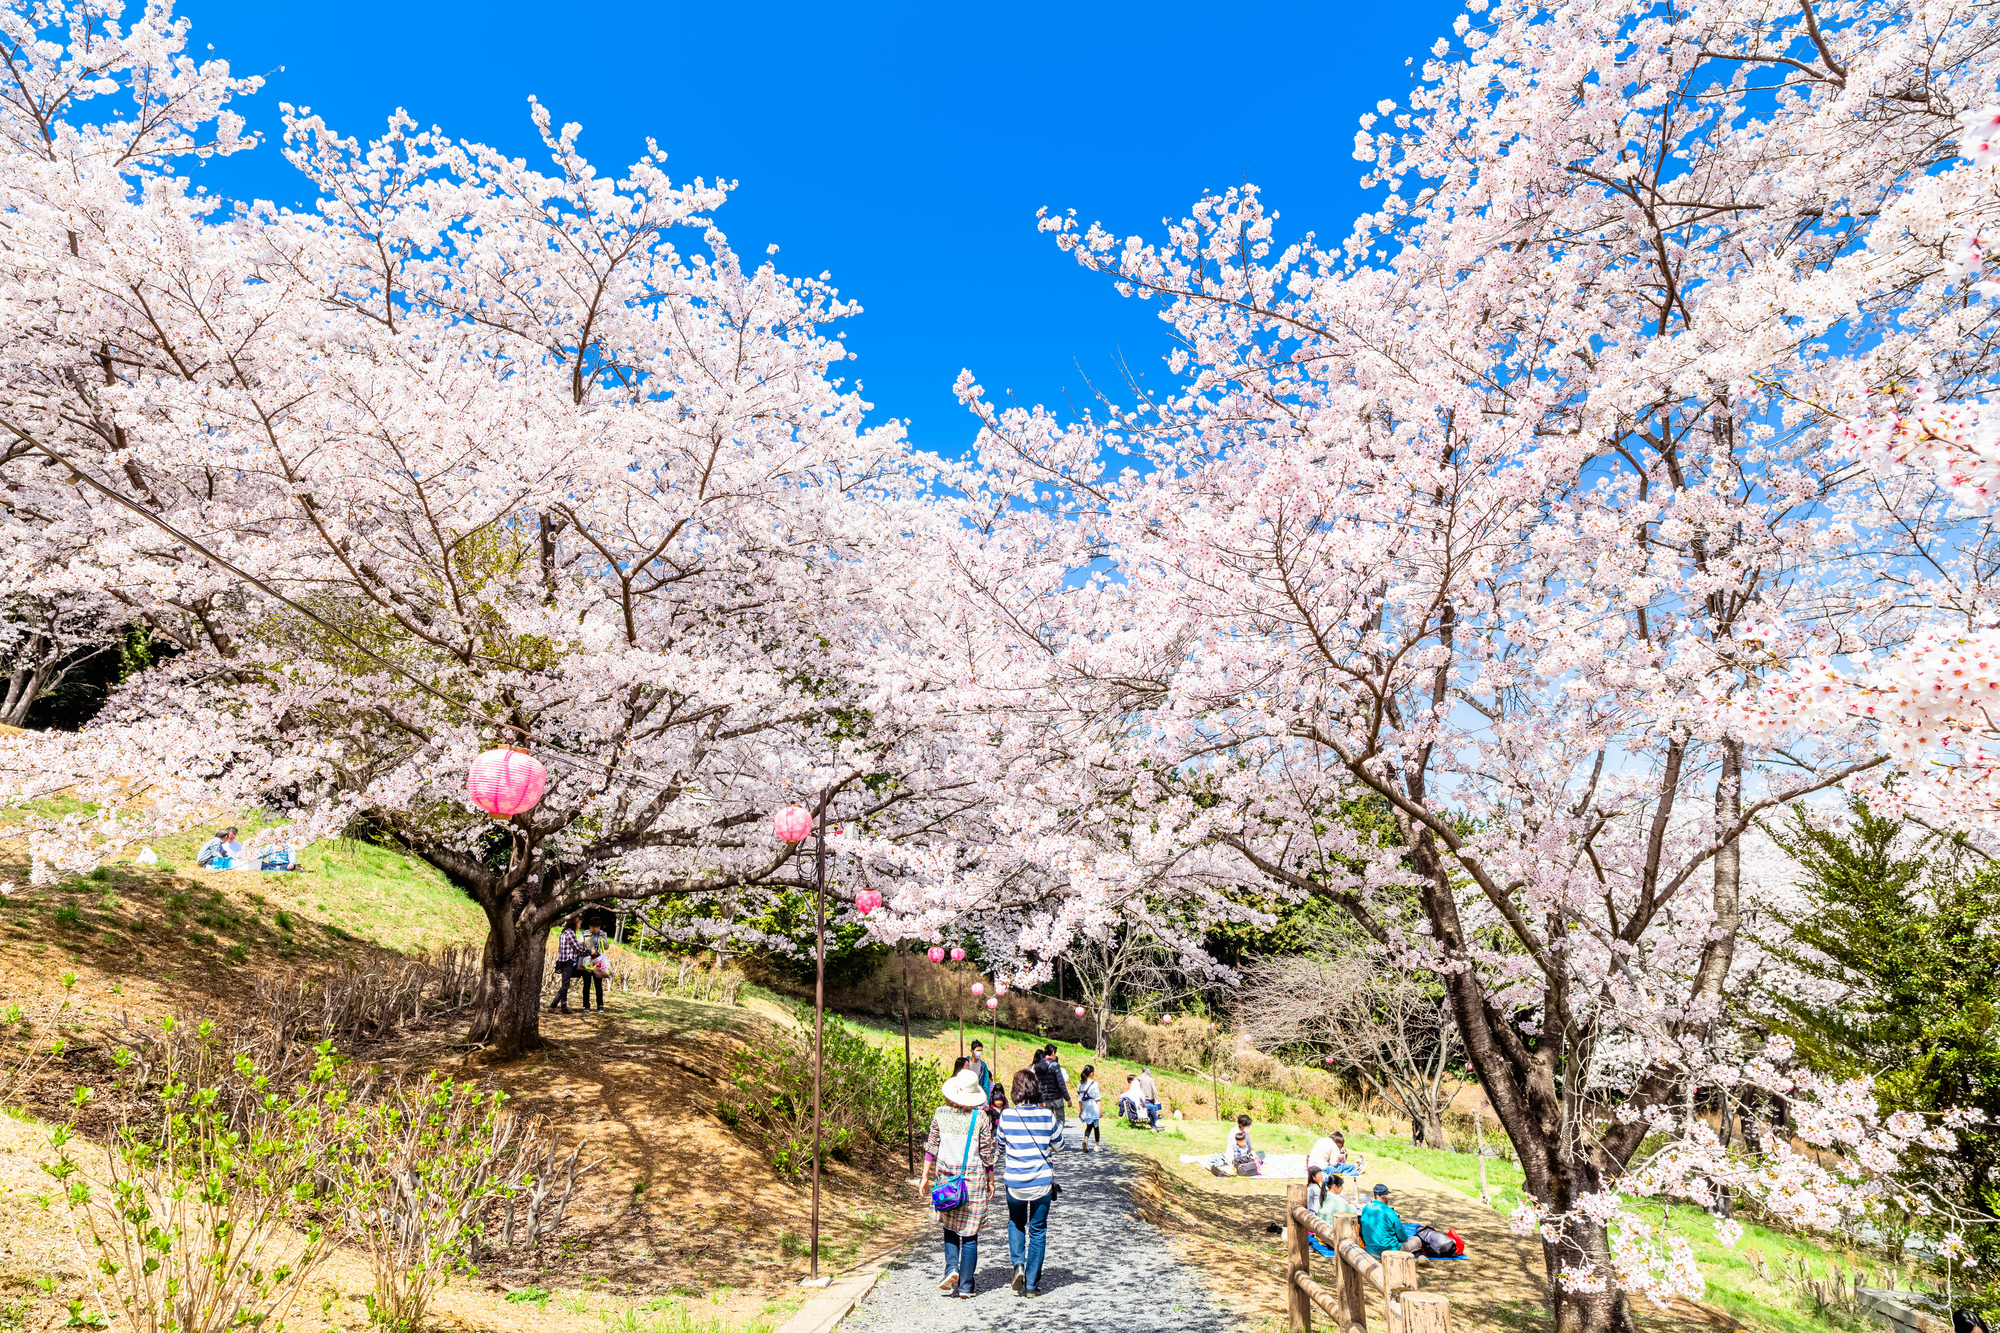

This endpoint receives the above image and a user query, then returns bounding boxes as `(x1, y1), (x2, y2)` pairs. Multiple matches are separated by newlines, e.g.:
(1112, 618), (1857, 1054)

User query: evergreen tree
(1767, 802), (2000, 1267)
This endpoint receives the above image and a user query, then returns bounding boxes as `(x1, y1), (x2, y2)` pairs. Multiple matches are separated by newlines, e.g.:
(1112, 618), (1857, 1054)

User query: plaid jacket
(556, 927), (581, 966)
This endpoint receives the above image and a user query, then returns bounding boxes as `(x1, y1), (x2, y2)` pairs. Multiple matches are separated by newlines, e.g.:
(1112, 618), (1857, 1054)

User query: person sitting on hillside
(1309, 1133), (1339, 1173)
(1360, 1183), (1424, 1256)
(1118, 1073), (1161, 1131)
(1317, 1170), (1359, 1222)
(258, 832), (299, 871)
(219, 827), (244, 864)
(1326, 1130), (1363, 1177)
(195, 831), (226, 868)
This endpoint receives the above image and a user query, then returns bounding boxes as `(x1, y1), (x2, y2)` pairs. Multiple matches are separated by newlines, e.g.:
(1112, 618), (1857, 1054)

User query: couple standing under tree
(548, 915), (611, 1013)
(917, 1065), (1062, 1298)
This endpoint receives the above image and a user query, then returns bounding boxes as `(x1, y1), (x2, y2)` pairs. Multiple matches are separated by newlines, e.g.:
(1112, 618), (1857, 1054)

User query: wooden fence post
(1403, 1293), (1453, 1333)
(1381, 1250), (1419, 1333)
(1332, 1215), (1367, 1333)
(1286, 1183), (1313, 1333)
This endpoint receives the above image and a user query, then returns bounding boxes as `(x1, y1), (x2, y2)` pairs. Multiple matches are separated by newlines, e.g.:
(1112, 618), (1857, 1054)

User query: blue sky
(180, 0), (1462, 452)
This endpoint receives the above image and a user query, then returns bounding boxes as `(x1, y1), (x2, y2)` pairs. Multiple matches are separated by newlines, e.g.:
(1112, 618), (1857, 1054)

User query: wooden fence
(1283, 1184), (1453, 1333)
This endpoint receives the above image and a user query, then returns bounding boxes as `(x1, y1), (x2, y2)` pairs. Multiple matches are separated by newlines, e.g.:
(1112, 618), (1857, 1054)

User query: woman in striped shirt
(999, 1068), (1059, 1297)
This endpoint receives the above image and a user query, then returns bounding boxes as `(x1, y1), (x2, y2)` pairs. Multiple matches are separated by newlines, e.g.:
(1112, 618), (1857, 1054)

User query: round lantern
(950, 947), (965, 962)
(1074, 1006), (1086, 1018)
(468, 747), (548, 817)
(927, 946), (945, 964)
(1323, 1055), (1334, 1064)
(985, 997), (998, 1010)
(854, 888), (882, 915)
(970, 982), (984, 996)
(773, 804), (813, 844)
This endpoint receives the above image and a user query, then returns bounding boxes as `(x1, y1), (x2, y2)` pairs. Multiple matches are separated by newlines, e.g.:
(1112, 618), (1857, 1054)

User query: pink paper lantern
(854, 888), (882, 915)
(970, 982), (984, 996)
(1074, 1006), (1086, 1018)
(927, 946), (945, 963)
(468, 748), (548, 817)
(985, 997), (998, 1009)
(773, 804), (812, 844)
(950, 947), (965, 961)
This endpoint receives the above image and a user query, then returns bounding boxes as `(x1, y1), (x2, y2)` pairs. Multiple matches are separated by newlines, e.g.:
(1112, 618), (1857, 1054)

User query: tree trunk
(469, 916), (549, 1057)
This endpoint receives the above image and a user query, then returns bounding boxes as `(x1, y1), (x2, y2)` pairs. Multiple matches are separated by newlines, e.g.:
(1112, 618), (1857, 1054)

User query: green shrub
(719, 1016), (944, 1178)
(43, 1028), (351, 1333)
(52, 906), (82, 929)
(275, 910), (294, 932)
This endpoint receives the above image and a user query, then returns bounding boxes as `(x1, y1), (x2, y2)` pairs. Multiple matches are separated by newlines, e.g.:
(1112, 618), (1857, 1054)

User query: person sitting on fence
(1361, 1183), (1424, 1256)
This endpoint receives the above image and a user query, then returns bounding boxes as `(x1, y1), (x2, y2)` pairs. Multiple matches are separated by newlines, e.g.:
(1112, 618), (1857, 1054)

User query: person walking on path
(917, 1068), (1000, 1298)
(580, 921), (611, 1011)
(1076, 1064), (1102, 1152)
(548, 915), (584, 1013)
(999, 1068), (1059, 1297)
(967, 1039), (992, 1096)
(1033, 1047), (1071, 1143)
(1361, 1183), (1424, 1255)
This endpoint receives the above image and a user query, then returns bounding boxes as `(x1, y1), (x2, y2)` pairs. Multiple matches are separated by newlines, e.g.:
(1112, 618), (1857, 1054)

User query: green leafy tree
(1766, 801), (2000, 1270)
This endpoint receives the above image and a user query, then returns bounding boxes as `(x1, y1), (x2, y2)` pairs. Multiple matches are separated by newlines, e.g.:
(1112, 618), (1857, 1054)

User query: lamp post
(773, 802), (824, 1280)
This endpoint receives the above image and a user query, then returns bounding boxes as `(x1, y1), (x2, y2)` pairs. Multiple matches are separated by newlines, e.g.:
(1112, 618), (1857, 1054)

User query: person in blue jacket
(1360, 1183), (1424, 1256)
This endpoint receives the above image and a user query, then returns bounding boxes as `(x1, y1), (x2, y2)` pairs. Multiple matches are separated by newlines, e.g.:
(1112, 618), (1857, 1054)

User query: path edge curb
(773, 1248), (901, 1333)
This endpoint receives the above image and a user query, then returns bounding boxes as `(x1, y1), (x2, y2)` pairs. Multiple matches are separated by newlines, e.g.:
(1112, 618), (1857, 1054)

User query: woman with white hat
(917, 1065), (1000, 1297)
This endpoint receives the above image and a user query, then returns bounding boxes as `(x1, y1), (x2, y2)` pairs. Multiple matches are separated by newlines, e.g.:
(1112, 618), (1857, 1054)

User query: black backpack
(1414, 1225), (1462, 1258)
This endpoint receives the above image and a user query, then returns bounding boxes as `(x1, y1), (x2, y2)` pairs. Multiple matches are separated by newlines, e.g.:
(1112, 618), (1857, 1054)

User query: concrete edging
(773, 1252), (899, 1333)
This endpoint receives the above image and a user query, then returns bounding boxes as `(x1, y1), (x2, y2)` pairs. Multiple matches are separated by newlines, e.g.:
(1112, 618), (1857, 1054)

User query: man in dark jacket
(1033, 1047), (1072, 1135)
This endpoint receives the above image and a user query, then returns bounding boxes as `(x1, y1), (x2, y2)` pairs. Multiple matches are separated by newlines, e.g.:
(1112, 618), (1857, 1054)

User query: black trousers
(582, 970), (605, 1009)
(550, 962), (578, 1009)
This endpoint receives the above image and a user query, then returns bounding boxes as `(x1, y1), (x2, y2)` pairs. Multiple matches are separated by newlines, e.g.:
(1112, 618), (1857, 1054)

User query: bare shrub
(252, 943), (482, 1046)
(1238, 953), (1464, 1146)
(337, 1073), (586, 1330)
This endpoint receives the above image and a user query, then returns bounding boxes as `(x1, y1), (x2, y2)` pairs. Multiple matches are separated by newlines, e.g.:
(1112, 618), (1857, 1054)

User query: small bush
(720, 1016), (944, 1178)
(51, 906), (82, 929)
(43, 1030), (350, 1333)
(275, 910), (294, 932)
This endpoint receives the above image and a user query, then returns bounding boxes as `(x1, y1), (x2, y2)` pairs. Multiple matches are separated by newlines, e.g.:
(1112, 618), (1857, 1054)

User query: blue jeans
(942, 1228), (978, 1293)
(1006, 1190), (1051, 1290)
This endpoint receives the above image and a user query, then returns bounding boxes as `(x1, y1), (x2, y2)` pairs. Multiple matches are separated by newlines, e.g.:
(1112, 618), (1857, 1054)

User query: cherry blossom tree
(0, 0), (987, 1057)
(931, 0), (2000, 1326)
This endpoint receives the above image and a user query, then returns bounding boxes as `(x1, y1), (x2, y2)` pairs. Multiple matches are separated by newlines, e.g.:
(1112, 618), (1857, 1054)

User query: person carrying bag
(917, 1068), (998, 1298)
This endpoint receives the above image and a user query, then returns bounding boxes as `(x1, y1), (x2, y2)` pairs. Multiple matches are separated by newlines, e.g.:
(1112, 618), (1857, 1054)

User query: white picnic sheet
(1180, 1151), (1312, 1179)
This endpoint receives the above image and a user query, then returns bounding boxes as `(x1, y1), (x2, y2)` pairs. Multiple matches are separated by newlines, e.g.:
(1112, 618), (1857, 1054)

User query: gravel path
(840, 1132), (1236, 1333)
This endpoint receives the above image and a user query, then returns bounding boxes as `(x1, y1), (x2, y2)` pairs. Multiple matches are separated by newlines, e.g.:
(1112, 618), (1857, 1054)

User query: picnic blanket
(1179, 1151), (1312, 1178)
(1307, 1224), (1470, 1261)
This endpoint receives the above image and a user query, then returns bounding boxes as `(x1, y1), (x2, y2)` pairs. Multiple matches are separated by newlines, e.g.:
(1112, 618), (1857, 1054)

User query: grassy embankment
(0, 803), (918, 1333)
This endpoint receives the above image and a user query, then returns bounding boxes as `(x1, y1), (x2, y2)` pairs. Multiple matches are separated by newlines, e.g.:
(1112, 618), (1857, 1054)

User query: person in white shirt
(1309, 1134), (1338, 1172)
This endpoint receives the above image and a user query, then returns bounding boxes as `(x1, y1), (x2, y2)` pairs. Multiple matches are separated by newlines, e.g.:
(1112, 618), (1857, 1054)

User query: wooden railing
(1283, 1184), (1453, 1333)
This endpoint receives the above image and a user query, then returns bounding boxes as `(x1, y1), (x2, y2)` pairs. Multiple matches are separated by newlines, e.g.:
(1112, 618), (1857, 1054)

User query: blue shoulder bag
(930, 1112), (980, 1212)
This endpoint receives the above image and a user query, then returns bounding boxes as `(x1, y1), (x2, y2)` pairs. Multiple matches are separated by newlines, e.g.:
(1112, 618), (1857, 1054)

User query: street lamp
(774, 802), (827, 1280)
